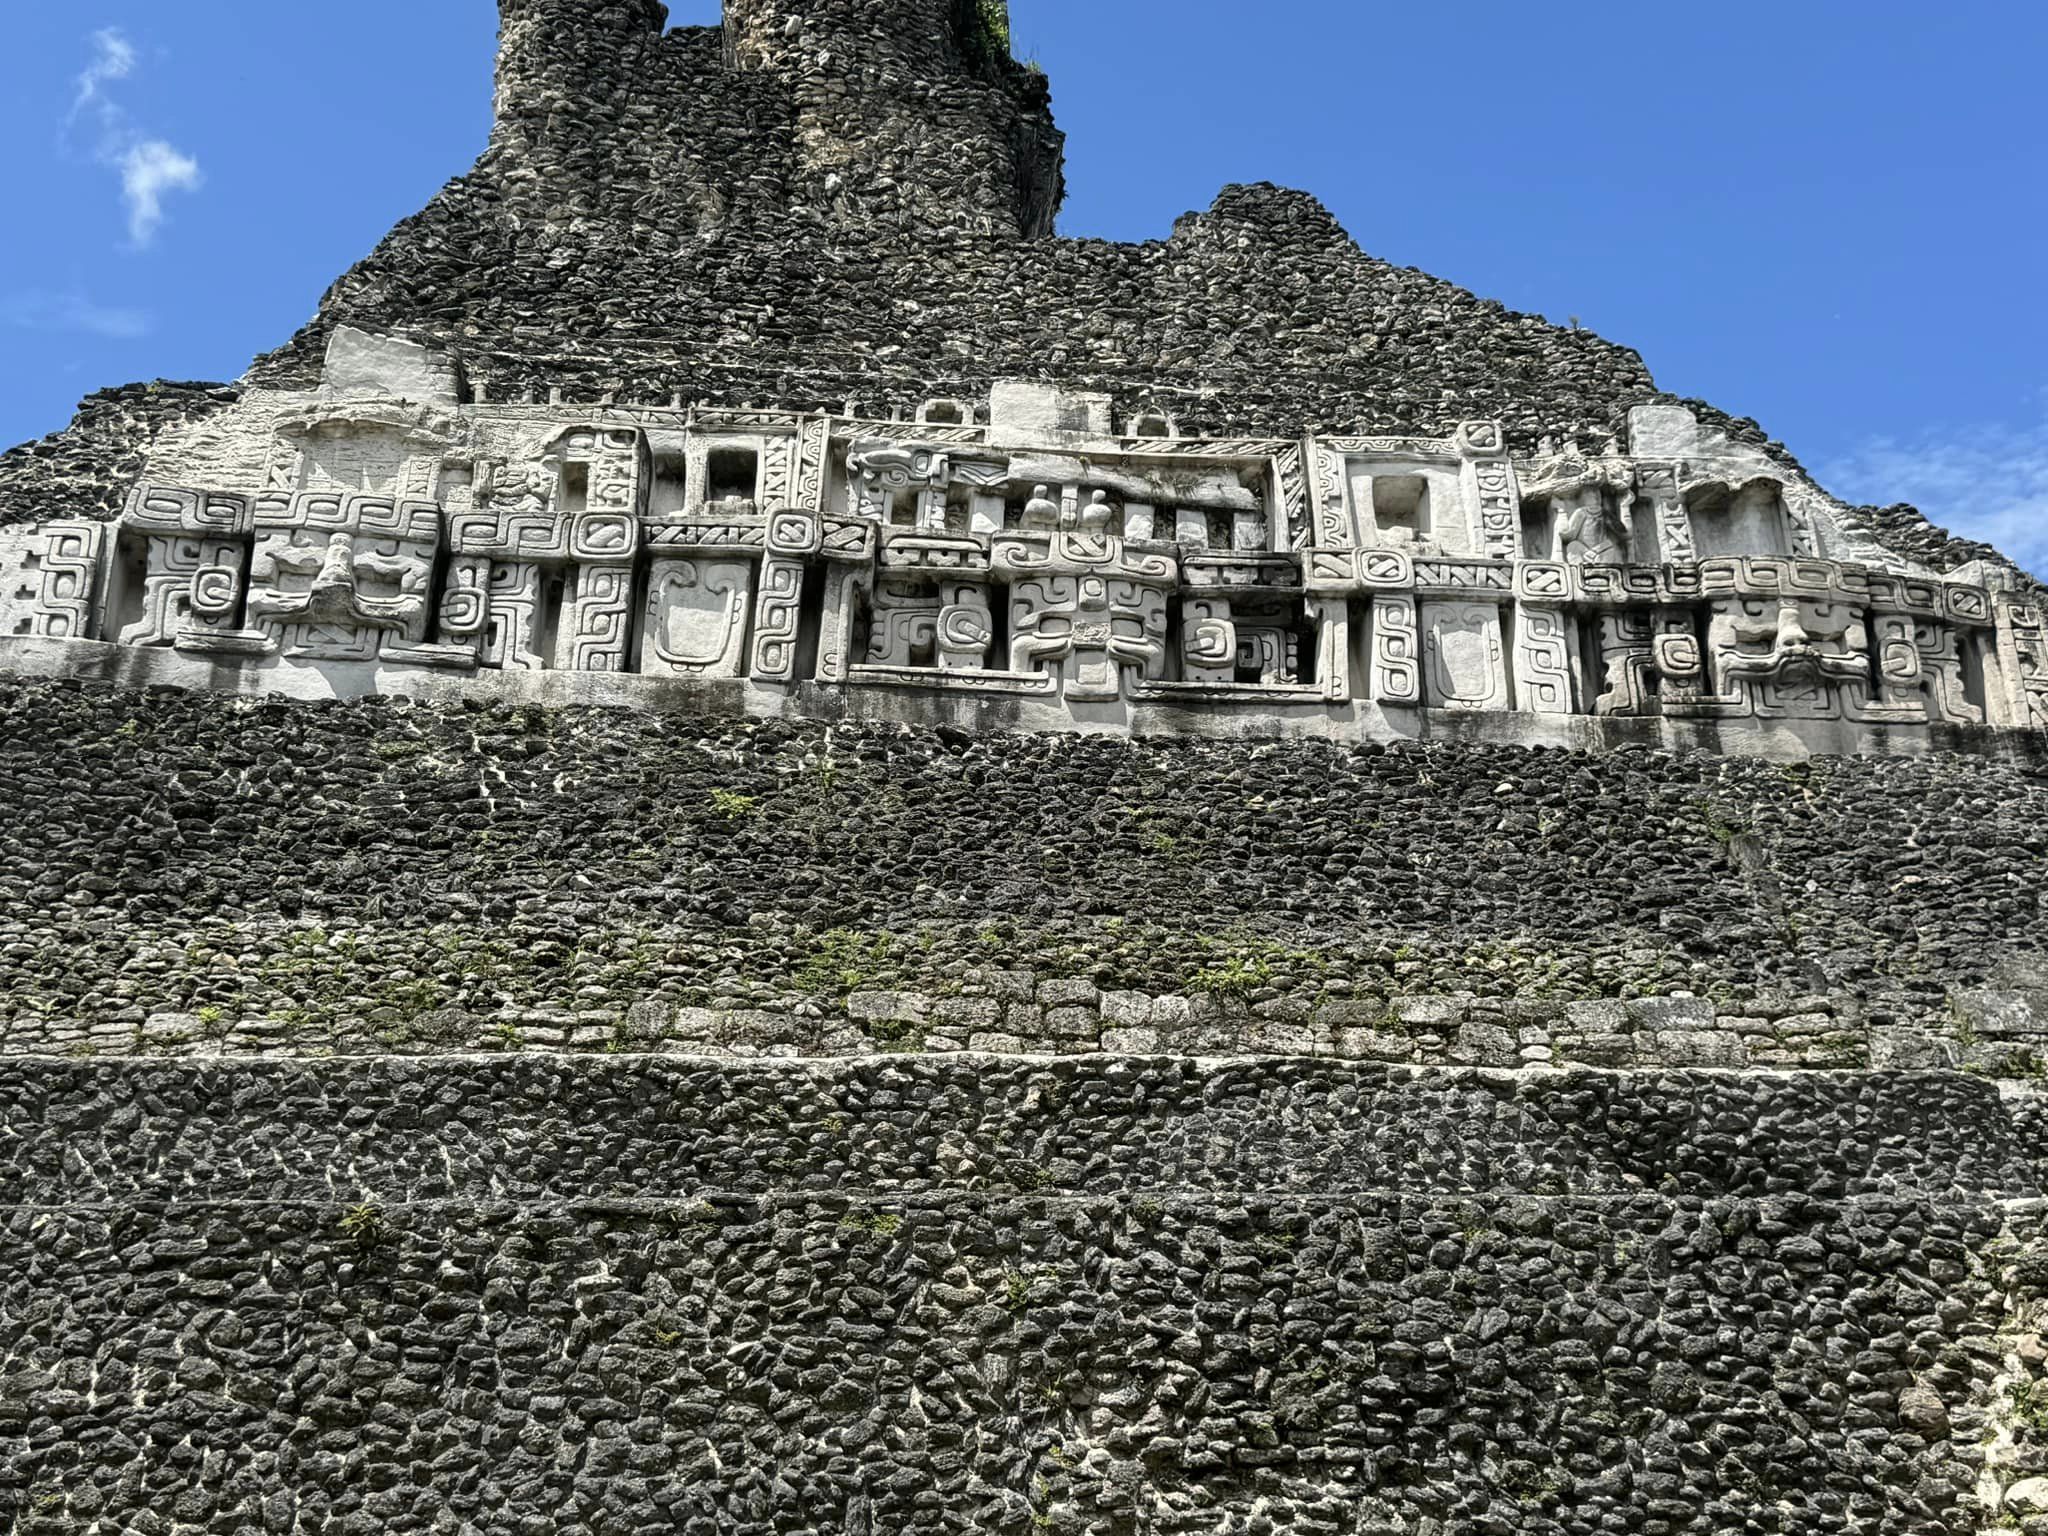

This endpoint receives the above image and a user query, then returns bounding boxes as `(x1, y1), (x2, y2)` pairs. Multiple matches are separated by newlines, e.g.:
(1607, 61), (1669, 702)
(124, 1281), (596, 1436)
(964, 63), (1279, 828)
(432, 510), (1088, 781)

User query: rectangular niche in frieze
(1372, 476), (1429, 537)
(645, 431), (691, 516)
(1687, 480), (1791, 559)
(1346, 460), (1463, 555)
(707, 446), (761, 507)
(299, 426), (411, 495)
(559, 462), (591, 513)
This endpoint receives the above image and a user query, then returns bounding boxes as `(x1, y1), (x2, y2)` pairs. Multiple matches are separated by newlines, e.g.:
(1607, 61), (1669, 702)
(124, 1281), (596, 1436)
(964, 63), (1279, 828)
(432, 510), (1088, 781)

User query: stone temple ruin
(7, 354), (2043, 750)
(3, 3), (2048, 1534)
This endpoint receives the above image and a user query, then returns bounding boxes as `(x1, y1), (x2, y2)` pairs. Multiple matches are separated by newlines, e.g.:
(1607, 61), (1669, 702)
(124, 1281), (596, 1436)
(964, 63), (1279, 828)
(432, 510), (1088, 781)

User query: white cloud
(1820, 401), (2048, 576)
(69, 27), (136, 140)
(0, 289), (152, 340)
(62, 28), (202, 248)
(119, 140), (203, 245)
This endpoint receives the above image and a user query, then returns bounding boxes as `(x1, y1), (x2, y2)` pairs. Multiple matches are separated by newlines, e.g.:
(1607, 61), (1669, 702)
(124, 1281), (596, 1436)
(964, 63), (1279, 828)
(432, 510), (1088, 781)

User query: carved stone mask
(1715, 597), (1869, 685)
(244, 495), (440, 658)
(248, 527), (432, 635)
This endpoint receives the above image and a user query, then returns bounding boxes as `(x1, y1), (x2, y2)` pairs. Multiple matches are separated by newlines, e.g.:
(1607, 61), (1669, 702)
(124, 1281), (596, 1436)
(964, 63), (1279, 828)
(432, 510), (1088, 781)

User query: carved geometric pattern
(1371, 592), (1422, 706)
(4, 523), (106, 641)
(749, 556), (806, 681)
(1515, 603), (1576, 715)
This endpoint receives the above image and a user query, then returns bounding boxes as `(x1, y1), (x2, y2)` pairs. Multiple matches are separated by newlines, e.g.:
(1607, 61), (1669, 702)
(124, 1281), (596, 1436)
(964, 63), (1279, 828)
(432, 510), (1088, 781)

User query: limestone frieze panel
(990, 527), (1175, 701)
(242, 492), (443, 664)
(0, 522), (105, 642)
(1, 358), (2036, 741)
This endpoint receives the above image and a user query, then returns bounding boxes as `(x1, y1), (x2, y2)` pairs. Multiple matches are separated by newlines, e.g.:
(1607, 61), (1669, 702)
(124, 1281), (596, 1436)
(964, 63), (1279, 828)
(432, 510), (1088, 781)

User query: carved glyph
(1, 524), (105, 641)
(642, 558), (754, 678)
(1514, 604), (1576, 715)
(1423, 602), (1508, 711)
(1371, 592), (1423, 706)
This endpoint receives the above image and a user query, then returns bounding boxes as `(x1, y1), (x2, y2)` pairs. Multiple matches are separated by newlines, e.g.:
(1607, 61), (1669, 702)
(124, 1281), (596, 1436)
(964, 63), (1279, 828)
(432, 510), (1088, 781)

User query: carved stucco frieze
(3, 374), (2034, 738)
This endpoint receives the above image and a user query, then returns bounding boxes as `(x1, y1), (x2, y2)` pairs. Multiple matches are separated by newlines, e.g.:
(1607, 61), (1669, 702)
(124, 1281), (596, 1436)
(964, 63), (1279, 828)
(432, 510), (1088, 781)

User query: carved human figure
(486, 461), (554, 515)
(1022, 484), (1061, 531)
(1554, 492), (1627, 565)
(1074, 490), (1114, 534)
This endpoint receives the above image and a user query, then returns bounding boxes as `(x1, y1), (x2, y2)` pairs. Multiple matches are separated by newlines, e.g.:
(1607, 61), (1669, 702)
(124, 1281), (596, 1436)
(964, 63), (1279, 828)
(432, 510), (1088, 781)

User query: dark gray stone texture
(3, 1058), (2036, 1206)
(2, 1052), (2043, 1535)
(3, 681), (2048, 1533)
(2, 677), (2046, 1052)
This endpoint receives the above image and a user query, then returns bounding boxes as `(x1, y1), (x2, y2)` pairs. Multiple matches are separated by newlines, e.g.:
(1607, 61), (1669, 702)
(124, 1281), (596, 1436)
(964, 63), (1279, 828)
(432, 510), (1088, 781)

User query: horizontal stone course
(1, 678), (2045, 1060)
(0, 1057), (2036, 1207)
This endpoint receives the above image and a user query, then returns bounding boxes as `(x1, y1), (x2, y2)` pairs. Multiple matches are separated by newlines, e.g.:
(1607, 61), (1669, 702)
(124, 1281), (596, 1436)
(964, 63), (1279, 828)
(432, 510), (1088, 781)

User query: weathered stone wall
(2, 675), (2046, 1068)
(3, 5), (2046, 1528)
(6, 688), (2048, 1531)
(0, 382), (238, 526)
(3, 1053), (2044, 1534)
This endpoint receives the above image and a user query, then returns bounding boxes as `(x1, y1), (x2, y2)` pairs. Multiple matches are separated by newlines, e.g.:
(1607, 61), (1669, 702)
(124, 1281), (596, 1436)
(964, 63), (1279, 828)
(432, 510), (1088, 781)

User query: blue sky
(3, 1), (2045, 567)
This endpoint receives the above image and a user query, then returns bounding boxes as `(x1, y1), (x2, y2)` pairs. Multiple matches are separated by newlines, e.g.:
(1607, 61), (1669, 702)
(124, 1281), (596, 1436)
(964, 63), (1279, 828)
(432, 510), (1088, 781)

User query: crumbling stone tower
(494, 0), (1061, 236)
(0, 3), (2045, 1533)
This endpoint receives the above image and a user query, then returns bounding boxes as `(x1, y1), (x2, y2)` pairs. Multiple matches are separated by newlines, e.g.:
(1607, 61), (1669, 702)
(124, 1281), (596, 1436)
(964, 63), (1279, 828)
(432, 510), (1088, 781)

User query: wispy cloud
(1821, 401), (2048, 576)
(0, 289), (152, 340)
(69, 26), (136, 136)
(63, 28), (202, 248)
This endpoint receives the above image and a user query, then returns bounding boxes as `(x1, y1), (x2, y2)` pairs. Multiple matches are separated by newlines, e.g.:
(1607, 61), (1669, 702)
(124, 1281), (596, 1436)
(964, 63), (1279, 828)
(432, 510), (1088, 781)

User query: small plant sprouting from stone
(1692, 798), (1747, 847)
(1189, 953), (1271, 1003)
(794, 928), (895, 996)
(709, 788), (759, 820)
(1013, 1161), (1055, 1193)
(1001, 1266), (1058, 1313)
(868, 1016), (927, 1054)
(338, 1202), (389, 1254)
(1458, 1204), (1491, 1247)
(838, 1210), (903, 1240)
(1949, 998), (1980, 1047)
(962, 0), (1013, 69)
(2011, 1378), (2048, 1434)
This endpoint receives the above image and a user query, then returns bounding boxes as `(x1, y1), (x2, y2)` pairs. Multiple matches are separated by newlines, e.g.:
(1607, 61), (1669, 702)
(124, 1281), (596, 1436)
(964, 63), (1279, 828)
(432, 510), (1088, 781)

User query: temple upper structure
(0, 1), (2036, 752)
